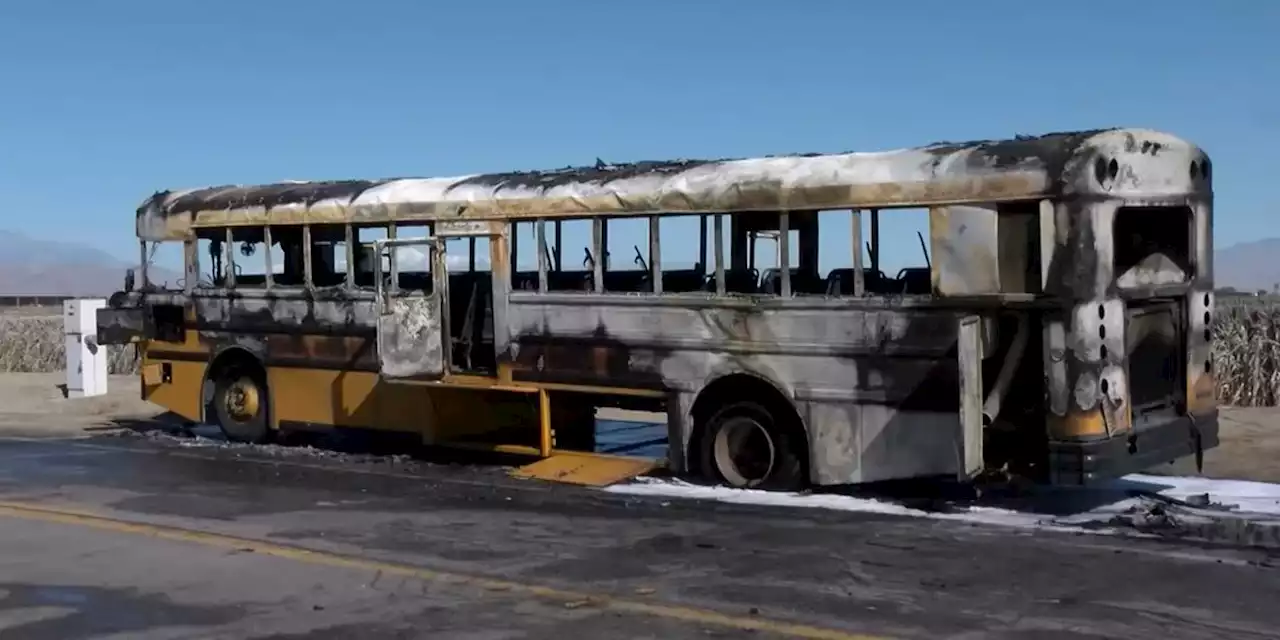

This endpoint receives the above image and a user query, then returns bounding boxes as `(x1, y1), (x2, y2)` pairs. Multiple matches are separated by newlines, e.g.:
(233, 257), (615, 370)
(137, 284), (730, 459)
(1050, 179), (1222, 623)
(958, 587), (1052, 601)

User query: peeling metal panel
(377, 296), (445, 378)
(930, 205), (1001, 295)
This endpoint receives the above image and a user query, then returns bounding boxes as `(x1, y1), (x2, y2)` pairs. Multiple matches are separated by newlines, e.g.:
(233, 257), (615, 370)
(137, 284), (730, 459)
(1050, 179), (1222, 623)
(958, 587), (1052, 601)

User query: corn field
(1212, 302), (1280, 406)
(2, 304), (1279, 406)
(0, 315), (139, 375)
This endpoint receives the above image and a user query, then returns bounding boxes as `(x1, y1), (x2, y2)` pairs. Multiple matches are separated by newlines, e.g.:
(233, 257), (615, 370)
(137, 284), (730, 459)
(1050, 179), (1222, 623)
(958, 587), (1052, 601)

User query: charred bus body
(98, 128), (1217, 490)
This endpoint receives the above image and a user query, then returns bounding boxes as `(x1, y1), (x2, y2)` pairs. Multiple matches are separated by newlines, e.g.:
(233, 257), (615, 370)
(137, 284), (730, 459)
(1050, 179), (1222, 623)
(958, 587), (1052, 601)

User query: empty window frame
(653, 214), (710, 294)
(533, 218), (593, 292)
(194, 229), (230, 289)
(601, 216), (653, 294)
(353, 225), (390, 290)
(309, 225), (349, 290)
(393, 224), (433, 293)
(228, 227), (269, 289)
(138, 240), (187, 292)
(509, 220), (541, 291)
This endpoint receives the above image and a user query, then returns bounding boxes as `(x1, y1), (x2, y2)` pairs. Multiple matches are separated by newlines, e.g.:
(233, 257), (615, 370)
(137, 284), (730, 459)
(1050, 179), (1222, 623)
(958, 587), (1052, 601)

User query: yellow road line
(0, 500), (889, 640)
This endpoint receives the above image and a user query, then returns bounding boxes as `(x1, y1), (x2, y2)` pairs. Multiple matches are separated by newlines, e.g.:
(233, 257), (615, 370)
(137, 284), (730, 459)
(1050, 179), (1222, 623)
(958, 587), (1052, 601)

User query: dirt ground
(1, 371), (1277, 483)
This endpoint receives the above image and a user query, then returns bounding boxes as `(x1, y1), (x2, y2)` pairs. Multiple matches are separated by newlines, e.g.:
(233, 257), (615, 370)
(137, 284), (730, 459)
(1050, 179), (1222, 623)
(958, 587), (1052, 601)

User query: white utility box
(64, 298), (108, 398)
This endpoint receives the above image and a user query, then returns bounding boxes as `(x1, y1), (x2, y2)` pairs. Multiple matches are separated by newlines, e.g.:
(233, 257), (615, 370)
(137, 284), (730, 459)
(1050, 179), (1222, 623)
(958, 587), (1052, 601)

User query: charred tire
(698, 401), (805, 491)
(211, 365), (272, 444)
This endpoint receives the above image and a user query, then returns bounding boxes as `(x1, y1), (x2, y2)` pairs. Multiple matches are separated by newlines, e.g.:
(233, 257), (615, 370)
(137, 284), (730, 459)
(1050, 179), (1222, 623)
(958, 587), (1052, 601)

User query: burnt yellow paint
(265, 368), (387, 430)
(511, 454), (658, 487)
(1187, 370), (1216, 414)
(147, 329), (209, 353)
(535, 381), (666, 399)
(266, 368), (542, 447)
(135, 334), (664, 467)
(1048, 400), (1133, 439)
(140, 363), (163, 387)
(140, 355), (205, 422)
(538, 388), (552, 457)
(1047, 410), (1107, 439)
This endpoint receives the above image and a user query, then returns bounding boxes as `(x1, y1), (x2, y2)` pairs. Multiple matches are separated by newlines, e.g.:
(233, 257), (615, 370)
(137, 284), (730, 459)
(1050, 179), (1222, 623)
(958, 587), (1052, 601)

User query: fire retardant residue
(603, 474), (1280, 536)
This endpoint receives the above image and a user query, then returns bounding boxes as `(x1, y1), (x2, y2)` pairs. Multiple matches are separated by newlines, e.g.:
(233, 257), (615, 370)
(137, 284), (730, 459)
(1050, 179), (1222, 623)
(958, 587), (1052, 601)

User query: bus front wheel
(698, 401), (804, 491)
(212, 366), (271, 444)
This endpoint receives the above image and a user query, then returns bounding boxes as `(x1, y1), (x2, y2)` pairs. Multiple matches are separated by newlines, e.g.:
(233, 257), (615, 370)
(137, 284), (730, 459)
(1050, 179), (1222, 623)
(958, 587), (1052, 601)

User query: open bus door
(374, 237), (447, 379)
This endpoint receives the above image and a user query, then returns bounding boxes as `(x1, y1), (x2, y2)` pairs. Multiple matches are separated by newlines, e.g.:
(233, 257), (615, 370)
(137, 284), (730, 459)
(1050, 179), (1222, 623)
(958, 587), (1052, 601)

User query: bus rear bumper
(1046, 410), (1219, 486)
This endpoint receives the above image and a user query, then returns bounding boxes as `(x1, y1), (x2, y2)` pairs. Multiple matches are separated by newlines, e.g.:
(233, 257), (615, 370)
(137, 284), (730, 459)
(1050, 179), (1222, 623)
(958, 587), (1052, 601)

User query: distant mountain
(1215, 238), (1280, 294)
(0, 230), (181, 296)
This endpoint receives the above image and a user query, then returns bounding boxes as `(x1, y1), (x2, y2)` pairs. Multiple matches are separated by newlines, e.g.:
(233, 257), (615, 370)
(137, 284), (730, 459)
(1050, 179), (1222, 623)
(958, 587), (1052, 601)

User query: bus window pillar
(779, 212), (791, 297)
(851, 209), (865, 296)
(730, 214), (748, 271)
(869, 209), (880, 277)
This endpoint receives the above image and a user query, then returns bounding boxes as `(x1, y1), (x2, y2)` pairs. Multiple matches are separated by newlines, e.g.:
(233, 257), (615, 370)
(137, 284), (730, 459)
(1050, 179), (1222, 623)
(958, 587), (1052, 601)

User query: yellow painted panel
(1188, 370), (1216, 414)
(510, 455), (657, 487)
(267, 368), (390, 430)
(377, 379), (436, 434)
(426, 386), (538, 446)
(1047, 410), (1107, 439)
(141, 358), (205, 422)
(268, 368), (335, 426)
(142, 329), (208, 353)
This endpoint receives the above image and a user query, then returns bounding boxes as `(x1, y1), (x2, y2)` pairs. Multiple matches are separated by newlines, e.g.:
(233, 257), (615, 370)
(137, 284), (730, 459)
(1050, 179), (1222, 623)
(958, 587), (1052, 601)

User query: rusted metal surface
(132, 128), (1210, 242)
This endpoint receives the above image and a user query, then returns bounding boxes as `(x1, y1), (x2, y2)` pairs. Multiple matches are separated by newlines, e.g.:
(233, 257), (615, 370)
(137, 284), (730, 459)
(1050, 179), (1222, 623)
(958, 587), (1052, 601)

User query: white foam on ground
(603, 473), (1280, 534)
(1122, 474), (1280, 515)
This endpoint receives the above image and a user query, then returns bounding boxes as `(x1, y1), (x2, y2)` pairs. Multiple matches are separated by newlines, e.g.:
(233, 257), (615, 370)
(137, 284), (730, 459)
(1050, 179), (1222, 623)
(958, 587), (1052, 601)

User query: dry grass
(0, 314), (139, 375)
(1213, 302), (1280, 406)
(2, 301), (1279, 406)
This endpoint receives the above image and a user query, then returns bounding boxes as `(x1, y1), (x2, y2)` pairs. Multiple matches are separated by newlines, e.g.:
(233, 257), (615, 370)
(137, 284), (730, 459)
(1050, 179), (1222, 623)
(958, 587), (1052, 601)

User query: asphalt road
(0, 431), (1278, 639)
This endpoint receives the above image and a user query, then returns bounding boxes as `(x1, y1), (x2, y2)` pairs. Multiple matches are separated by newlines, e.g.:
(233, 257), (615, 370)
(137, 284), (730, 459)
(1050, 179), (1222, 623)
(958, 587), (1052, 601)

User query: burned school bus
(98, 128), (1217, 490)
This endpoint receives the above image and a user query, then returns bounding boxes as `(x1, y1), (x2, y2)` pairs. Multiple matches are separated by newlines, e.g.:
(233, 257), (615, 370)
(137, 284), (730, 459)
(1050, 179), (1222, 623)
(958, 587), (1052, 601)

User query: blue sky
(1, 1), (1275, 274)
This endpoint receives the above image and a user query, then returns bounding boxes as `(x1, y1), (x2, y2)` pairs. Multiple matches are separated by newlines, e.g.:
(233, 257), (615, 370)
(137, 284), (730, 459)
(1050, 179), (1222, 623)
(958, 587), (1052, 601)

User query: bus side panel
(265, 365), (540, 446)
(139, 328), (209, 423)
(802, 405), (962, 485)
(139, 351), (205, 423)
(424, 387), (540, 447)
(266, 367), (384, 430)
(504, 297), (966, 485)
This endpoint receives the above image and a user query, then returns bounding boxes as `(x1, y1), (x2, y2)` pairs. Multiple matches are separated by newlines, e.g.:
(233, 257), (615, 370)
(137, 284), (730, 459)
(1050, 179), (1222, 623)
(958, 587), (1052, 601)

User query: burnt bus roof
(135, 128), (1211, 241)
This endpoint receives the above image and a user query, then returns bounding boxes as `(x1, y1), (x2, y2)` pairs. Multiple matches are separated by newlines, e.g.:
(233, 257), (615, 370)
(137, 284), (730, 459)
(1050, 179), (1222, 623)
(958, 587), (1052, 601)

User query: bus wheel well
(688, 374), (809, 486)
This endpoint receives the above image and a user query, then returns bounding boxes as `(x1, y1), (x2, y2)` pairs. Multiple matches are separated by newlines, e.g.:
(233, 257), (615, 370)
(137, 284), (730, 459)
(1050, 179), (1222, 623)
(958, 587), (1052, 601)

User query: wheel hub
(223, 378), (260, 422)
(712, 416), (777, 488)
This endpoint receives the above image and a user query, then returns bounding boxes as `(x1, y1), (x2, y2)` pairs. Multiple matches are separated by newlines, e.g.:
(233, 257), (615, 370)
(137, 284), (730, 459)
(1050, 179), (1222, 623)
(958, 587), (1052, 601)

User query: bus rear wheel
(212, 367), (271, 444)
(699, 401), (804, 491)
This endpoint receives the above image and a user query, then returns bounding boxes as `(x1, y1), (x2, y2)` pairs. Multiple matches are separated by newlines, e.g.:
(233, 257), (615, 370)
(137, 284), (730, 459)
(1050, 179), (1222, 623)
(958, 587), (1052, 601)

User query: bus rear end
(1043, 133), (1216, 484)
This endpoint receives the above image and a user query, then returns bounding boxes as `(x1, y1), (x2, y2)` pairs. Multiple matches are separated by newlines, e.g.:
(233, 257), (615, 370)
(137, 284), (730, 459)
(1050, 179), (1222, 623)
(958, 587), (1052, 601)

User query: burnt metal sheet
(133, 128), (1212, 242)
(377, 296), (446, 378)
(503, 295), (972, 484)
(96, 307), (148, 345)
